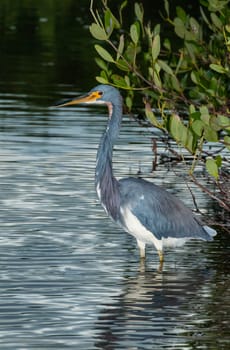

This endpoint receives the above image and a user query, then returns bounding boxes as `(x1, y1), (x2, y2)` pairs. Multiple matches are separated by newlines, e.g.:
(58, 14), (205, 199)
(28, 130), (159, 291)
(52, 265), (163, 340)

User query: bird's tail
(203, 225), (217, 240)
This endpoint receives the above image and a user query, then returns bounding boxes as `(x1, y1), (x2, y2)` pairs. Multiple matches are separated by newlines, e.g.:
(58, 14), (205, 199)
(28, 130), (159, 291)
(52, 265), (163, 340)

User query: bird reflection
(93, 264), (214, 349)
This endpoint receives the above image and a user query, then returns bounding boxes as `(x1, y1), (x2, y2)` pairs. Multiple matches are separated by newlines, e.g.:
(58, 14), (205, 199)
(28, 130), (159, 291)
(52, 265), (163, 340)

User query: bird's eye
(98, 91), (103, 96)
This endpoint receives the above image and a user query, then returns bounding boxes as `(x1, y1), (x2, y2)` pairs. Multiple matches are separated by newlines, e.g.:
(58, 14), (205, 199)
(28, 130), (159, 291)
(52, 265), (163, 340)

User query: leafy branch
(89, 0), (230, 213)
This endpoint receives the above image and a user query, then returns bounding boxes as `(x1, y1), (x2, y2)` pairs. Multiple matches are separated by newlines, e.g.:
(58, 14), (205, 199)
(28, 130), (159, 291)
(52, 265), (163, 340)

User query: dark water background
(0, 2), (229, 349)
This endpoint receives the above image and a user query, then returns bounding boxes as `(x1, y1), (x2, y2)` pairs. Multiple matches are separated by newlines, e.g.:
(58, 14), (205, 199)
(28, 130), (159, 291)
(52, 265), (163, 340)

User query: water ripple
(0, 95), (229, 349)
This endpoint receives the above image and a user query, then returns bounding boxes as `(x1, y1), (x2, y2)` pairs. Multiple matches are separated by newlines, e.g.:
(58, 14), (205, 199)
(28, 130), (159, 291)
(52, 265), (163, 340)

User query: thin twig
(185, 181), (201, 213)
(190, 174), (230, 212)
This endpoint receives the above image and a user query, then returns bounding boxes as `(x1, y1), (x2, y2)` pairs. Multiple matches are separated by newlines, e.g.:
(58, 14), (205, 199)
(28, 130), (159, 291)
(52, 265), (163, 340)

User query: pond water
(0, 89), (229, 350)
(0, 1), (229, 349)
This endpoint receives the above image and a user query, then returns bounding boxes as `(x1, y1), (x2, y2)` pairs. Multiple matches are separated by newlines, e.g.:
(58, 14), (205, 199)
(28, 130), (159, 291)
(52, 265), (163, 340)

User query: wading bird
(57, 84), (216, 268)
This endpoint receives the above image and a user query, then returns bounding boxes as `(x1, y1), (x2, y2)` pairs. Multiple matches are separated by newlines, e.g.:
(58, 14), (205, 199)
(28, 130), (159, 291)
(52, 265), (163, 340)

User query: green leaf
(170, 114), (194, 152)
(176, 7), (187, 22)
(215, 155), (222, 168)
(89, 23), (108, 41)
(119, 0), (128, 25)
(153, 24), (161, 36)
(125, 95), (133, 110)
(189, 104), (196, 114)
(199, 106), (210, 124)
(164, 0), (169, 17)
(191, 71), (199, 84)
(174, 17), (186, 39)
(104, 9), (113, 36)
(158, 59), (174, 75)
(111, 74), (127, 87)
(124, 75), (130, 87)
(206, 158), (219, 179)
(170, 114), (184, 141)
(116, 34), (125, 60)
(210, 63), (227, 74)
(126, 42), (137, 61)
(190, 17), (200, 38)
(130, 22), (139, 45)
(104, 9), (120, 34)
(115, 59), (130, 71)
(95, 57), (108, 71)
(208, 0), (227, 12)
(145, 24), (153, 43)
(204, 126), (218, 142)
(134, 3), (144, 22)
(190, 111), (202, 121)
(210, 12), (223, 30)
(170, 75), (181, 92)
(152, 34), (161, 61)
(153, 71), (162, 89)
(210, 115), (222, 131)
(200, 6), (211, 28)
(217, 115), (230, 130)
(185, 42), (197, 62)
(224, 135), (230, 150)
(96, 76), (109, 84)
(163, 38), (171, 51)
(185, 129), (195, 153)
(100, 70), (109, 80)
(94, 44), (114, 62)
(148, 67), (154, 79)
(145, 102), (160, 127)
(192, 120), (204, 136)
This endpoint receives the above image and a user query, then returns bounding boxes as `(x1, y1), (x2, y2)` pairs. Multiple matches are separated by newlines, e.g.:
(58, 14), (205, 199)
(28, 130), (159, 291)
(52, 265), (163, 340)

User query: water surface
(0, 2), (229, 349)
(0, 91), (229, 350)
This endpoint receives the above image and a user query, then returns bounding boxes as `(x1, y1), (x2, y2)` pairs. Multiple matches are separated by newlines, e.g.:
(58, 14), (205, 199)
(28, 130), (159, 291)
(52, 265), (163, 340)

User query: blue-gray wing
(119, 177), (211, 240)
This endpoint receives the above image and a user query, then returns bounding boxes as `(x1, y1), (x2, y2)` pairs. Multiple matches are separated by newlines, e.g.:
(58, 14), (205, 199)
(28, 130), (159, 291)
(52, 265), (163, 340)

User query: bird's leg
(157, 250), (164, 272)
(158, 250), (164, 263)
(137, 239), (146, 259)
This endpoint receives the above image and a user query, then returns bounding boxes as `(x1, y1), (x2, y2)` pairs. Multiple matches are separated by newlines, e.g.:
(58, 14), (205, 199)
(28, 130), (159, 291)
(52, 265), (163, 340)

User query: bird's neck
(95, 103), (122, 221)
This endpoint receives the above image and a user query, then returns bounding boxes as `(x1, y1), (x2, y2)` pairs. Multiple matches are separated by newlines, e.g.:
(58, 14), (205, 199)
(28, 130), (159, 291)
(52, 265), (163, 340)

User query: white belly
(120, 207), (163, 252)
(120, 207), (189, 252)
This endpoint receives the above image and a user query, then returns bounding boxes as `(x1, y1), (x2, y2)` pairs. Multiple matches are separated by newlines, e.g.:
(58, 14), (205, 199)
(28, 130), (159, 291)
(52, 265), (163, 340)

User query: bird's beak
(55, 91), (102, 107)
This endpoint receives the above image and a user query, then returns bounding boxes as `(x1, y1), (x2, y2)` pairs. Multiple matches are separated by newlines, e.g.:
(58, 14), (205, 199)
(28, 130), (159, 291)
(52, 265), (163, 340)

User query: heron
(57, 84), (217, 268)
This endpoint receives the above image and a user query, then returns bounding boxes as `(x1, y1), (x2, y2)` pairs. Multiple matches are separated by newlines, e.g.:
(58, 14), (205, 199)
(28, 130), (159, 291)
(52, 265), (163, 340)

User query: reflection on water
(96, 264), (230, 349)
(0, 91), (229, 350)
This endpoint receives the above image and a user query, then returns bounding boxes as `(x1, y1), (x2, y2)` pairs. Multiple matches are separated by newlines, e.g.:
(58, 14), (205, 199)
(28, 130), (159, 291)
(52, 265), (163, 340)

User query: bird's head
(56, 85), (122, 117)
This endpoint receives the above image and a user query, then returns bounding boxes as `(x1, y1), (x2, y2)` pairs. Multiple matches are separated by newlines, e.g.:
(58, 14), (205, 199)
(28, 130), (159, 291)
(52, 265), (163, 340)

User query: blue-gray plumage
(57, 84), (217, 267)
